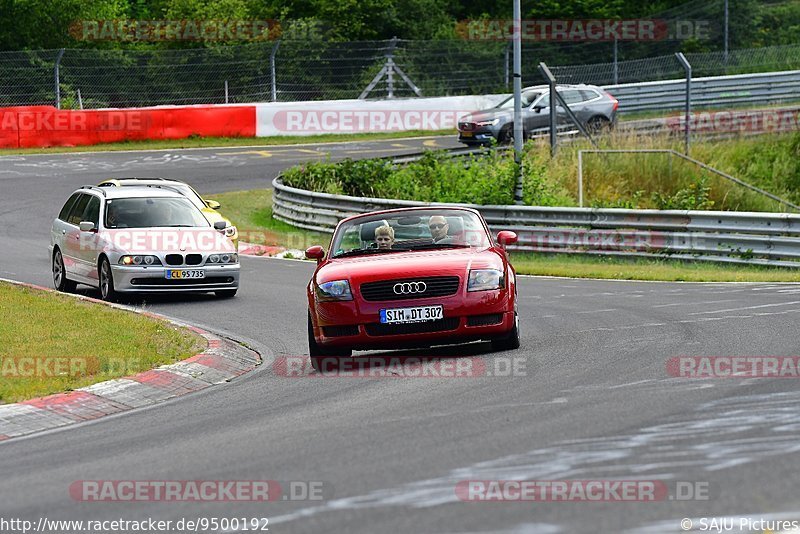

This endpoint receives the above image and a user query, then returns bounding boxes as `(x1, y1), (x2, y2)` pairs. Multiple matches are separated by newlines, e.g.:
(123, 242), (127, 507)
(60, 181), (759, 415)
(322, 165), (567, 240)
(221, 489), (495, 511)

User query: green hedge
(281, 150), (572, 206)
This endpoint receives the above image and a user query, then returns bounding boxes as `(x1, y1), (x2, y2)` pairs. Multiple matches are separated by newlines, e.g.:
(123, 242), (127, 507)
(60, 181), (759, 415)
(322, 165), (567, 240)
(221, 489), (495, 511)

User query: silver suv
(50, 185), (240, 301)
(457, 84), (618, 146)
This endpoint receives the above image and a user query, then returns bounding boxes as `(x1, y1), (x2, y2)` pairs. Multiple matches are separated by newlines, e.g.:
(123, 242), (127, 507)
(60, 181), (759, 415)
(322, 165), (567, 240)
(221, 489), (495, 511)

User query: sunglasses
(429, 224), (446, 230)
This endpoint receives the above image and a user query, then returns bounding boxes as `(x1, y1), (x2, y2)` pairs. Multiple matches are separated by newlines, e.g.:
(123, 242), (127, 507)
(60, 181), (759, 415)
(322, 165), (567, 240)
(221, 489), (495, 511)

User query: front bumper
(312, 290), (515, 350)
(110, 263), (240, 293)
(458, 129), (496, 145)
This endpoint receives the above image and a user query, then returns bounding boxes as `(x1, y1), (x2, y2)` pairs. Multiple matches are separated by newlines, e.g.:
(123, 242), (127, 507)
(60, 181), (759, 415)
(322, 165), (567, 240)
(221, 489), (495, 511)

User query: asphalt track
(2, 136), (800, 534)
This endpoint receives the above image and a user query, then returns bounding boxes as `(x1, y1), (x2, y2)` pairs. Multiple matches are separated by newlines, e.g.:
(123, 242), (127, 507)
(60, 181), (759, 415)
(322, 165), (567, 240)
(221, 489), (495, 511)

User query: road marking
(652, 299), (737, 308)
(218, 150), (273, 158)
(688, 300), (800, 315)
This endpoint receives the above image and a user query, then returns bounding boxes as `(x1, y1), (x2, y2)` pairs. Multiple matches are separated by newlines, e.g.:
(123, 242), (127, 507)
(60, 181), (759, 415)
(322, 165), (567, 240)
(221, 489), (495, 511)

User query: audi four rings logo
(393, 281), (427, 294)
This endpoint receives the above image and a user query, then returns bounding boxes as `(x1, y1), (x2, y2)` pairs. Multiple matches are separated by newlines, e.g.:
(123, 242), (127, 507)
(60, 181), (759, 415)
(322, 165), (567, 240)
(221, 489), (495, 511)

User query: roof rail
(79, 185), (106, 196)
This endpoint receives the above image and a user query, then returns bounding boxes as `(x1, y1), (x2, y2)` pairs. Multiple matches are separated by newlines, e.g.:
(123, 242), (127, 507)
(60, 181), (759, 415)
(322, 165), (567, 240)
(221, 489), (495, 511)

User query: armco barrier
(1, 105), (256, 149)
(272, 177), (800, 268)
(255, 94), (507, 137)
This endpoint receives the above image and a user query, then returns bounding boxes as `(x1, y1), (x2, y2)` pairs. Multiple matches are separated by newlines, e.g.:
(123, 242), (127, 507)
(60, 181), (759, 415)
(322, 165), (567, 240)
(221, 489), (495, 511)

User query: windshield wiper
(408, 243), (472, 250)
(333, 248), (411, 258)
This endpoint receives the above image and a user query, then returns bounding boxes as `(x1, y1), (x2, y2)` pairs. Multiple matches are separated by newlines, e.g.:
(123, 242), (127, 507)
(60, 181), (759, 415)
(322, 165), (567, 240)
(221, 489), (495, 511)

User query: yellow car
(98, 178), (238, 249)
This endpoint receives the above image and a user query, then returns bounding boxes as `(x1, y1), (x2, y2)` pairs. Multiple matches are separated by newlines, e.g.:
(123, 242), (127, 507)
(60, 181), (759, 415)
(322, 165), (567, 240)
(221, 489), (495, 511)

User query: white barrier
(255, 94), (507, 137)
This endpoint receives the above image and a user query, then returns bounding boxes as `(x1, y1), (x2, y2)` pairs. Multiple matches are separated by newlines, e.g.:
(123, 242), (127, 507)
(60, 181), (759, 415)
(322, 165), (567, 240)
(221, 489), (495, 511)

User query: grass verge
(510, 253), (800, 282)
(0, 130), (454, 156)
(0, 282), (206, 404)
(209, 188), (800, 282)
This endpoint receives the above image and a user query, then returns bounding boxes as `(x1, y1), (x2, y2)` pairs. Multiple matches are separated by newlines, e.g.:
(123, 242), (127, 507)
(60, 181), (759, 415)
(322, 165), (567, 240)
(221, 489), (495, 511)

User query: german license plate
(461, 131), (473, 137)
(380, 305), (443, 324)
(165, 269), (205, 279)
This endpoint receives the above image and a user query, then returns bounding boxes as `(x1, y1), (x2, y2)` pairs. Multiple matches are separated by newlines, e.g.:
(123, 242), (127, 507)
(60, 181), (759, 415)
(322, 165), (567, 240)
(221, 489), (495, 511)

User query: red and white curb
(0, 279), (261, 441)
(238, 242), (306, 259)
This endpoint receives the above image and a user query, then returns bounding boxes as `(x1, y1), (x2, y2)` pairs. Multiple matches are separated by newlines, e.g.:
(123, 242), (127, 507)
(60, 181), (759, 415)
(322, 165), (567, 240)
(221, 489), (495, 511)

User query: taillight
(608, 93), (619, 111)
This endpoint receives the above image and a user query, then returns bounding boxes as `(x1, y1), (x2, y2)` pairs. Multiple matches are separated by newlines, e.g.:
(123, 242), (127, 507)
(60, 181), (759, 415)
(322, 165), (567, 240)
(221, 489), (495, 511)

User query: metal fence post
(224, 80), (229, 104)
(504, 41), (511, 88)
(578, 150), (584, 207)
(676, 52), (692, 155)
(387, 37), (398, 99)
(54, 48), (65, 109)
(512, 1), (524, 204)
(270, 39), (281, 102)
(613, 37), (619, 85)
(77, 88), (83, 110)
(538, 62), (557, 157)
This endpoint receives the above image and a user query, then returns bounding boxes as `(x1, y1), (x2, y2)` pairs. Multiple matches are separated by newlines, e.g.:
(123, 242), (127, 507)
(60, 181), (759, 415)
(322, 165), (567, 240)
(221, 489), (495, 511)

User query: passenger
(428, 215), (453, 244)
(374, 225), (395, 250)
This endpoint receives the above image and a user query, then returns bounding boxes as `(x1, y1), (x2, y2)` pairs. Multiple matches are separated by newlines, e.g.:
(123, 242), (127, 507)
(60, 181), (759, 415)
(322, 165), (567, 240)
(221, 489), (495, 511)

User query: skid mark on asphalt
(268, 387), (800, 527)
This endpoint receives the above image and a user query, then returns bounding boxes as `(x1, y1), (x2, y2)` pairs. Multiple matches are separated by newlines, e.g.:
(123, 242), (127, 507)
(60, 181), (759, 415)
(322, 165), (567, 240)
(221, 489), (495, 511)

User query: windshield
(329, 209), (491, 258)
(495, 90), (542, 109)
(104, 197), (210, 229)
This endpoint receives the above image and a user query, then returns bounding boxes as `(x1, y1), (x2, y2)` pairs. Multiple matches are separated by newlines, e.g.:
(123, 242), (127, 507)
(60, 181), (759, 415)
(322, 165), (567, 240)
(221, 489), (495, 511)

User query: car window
(81, 195), (101, 226)
(104, 197), (209, 229)
(58, 193), (81, 221)
(580, 89), (600, 101)
(330, 209), (490, 258)
(66, 194), (91, 226)
(561, 90), (584, 105)
(496, 91), (542, 109)
(535, 93), (550, 108)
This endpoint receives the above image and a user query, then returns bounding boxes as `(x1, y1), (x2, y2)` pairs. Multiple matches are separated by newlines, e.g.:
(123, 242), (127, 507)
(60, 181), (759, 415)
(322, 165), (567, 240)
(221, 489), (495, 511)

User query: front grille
(130, 276), (234, 286)
(322, 325), (359, 337)
(165, 254), (183, 266)
(360, 276), (460, 302)
(365, 317), (459, 336)
(467, 313), (504, 327)
(186, 254), (202, 265)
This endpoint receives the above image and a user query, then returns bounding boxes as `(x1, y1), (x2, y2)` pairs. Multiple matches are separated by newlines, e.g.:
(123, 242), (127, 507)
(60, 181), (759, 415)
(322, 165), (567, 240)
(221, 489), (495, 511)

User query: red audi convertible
(305, 207), (519, 367)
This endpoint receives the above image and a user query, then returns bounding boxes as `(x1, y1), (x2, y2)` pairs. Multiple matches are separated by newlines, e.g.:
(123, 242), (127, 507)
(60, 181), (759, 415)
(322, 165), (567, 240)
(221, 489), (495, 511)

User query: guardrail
(273, 176), (800, 268)
(606, 70), (800, 113)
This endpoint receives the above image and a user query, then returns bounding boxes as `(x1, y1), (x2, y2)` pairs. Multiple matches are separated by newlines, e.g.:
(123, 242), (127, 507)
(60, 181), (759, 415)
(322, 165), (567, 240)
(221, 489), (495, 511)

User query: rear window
(65, 194), (91, 226)
(58, 193), (81, 221)
(580, 89), (600, 101)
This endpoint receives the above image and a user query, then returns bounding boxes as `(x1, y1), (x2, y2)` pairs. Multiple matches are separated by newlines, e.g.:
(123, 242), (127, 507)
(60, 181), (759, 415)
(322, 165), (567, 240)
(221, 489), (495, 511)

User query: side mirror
(533, 106), (543, 113)
(79, 221), (96, 233)
(213, 221), (227, 230)
(305, 245), (325, 262)
(497, 231), (518, 246)
(206, 200), (221, 210)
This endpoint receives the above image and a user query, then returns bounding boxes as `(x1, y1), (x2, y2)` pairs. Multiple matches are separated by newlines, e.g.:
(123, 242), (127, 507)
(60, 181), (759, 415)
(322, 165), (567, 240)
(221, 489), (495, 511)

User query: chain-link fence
(2, 40), (800, 109)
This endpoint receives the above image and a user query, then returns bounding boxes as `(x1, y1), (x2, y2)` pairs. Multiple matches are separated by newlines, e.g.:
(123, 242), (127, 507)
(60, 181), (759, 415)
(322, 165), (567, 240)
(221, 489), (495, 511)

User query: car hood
(201, 208), (231, 225)
(316, 248), (504, 285)
(95, 227), (236, 254)
(461, 108), (512, 123)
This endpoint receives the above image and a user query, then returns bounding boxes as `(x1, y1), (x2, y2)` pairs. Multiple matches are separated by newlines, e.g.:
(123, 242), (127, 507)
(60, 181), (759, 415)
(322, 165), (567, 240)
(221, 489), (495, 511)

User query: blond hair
(375, 225), (394, 239)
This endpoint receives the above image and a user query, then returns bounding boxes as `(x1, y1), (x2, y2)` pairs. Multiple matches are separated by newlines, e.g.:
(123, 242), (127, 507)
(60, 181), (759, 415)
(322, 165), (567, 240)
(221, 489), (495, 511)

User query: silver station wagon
(50, 185), (240, 301)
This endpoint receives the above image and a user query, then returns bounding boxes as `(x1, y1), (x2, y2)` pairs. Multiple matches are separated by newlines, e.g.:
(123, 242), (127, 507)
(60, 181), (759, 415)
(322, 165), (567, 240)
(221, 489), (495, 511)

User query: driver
(428, 215), (453, 244)
(374, 225), (395, 250)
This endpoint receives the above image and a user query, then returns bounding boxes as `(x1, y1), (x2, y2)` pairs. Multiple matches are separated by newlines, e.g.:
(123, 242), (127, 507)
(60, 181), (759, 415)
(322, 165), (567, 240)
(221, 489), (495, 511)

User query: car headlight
(316, 279), (353, 301)
(224, 225), (237, 238)
(206, 253), (238, 264)
(468, 269), (504, 292)
(119, 255), (162, 266)
(476, 118), (499, 126)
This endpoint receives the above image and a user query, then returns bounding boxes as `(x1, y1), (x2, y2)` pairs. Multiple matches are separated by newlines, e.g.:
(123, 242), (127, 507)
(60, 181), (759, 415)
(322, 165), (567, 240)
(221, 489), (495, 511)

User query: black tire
(53, 248), (76, 292)
(215, 289), (238, 298)
(308, 313), (351, 371)
(586, 116), (611, 133)
(98, 256), (119, 302)
(497, 124), (513, 144)
(491, 312), (520, 351)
